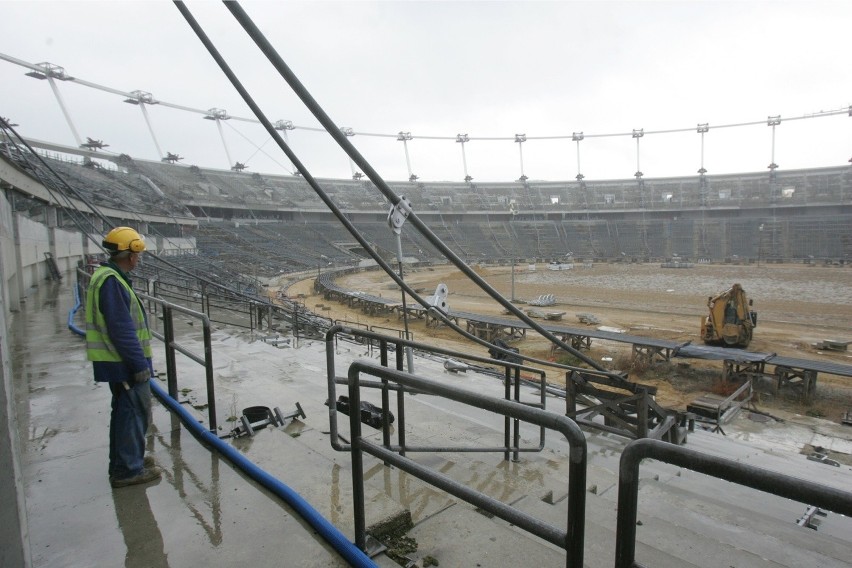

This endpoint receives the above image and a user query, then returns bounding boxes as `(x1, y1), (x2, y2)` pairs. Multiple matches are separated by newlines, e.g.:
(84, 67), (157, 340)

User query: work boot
(143, 455), (157, 470)
(110, 467), (162, 489)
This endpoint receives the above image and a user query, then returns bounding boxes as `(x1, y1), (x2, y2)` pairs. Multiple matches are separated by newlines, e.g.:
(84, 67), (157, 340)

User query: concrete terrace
(13, 278), (852, 567)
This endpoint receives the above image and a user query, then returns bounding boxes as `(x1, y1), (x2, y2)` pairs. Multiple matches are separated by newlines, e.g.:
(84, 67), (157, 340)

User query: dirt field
(285, 262), (852, 422)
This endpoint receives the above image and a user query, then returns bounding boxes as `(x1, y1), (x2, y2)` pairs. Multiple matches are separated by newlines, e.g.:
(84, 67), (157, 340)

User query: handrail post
(380, 340), (391, 452)
(202, 318), (217, 432)
(347, 366), (367, 551)
(163, 305), (178, 399)
(504, 365), (511, 461)
(151, 280), (160, 319)
(566, 371), (577, 416)
(513, 366), (521, 462)
(292, 301), (300, 345)
(394, 339), (406, 457)
(204, 284), (210, 316)
(566, 447), (587, 568)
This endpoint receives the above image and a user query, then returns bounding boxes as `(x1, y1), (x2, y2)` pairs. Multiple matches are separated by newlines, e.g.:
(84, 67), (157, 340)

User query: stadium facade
(2, 136), (850, 287)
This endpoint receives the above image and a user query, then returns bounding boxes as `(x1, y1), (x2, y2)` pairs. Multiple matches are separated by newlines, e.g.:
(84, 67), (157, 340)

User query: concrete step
(507, 493), (702, 568)
(404, 502), (568, 567)
(200, 413), (412, 542)
(622, 477), (852, 564)
(513, 467), (851, 568)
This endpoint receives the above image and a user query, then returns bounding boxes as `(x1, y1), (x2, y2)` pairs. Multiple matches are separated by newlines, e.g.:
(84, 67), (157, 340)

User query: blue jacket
(90, 262), (153, 383)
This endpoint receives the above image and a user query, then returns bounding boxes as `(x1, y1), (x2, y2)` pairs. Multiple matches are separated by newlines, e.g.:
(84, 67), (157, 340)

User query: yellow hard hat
(103, 226), (146, 254)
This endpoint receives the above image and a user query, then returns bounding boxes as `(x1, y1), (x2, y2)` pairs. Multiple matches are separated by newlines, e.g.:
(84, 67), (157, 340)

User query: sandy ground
(284, 262), (852, 423)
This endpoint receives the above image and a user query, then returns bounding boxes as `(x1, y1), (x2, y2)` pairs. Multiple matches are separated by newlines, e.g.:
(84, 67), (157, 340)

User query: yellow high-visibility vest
(85, 265), (152, 361)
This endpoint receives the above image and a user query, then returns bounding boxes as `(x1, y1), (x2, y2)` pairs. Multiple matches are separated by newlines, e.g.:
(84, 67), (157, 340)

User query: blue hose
(68, 280), (85, 336)
(67, 288), (377, 567)
(150, 381), (377, 567)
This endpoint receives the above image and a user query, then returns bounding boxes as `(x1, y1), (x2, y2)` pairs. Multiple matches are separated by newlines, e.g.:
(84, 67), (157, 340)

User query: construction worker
(85, 226), (160, 488)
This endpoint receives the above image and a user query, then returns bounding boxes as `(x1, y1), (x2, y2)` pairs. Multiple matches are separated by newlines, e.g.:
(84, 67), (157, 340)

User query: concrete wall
(15, 214), (51, 292)
(0, 193), (31, 567)
(0, 194), (196, 317)
(0, 193), (19, 314)
(53, 227), (86, 274)
(1, 200), (89, 312)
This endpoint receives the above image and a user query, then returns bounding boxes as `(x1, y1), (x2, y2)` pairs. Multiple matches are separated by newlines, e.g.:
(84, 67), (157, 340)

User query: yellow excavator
(700, 283), (757, 348)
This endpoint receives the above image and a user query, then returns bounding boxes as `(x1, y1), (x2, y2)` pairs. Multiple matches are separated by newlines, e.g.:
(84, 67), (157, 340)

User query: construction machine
(700, 283), (757, 348)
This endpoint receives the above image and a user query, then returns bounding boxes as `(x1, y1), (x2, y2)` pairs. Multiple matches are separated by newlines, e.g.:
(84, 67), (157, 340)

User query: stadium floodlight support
(515, 133), (528, 182)
(697, 123), (709, 175)
(203, 108), (234, 170)
(24, 62), (83, 147)
(274, 119), (295, 131)
(341, 127), (363, 179)
(274, 119), (295, 143)
(632, 129), (644, 179)
(273, 120), (297, 172)
(767, 115), (781, 172)
(767, 116), (781, 202)
(506, 202), (522, 300)
(123, 90), (164, 160)
(397, 131), (417, 182)
(456, 133), (472, 182)
(572, 132), (584, 181)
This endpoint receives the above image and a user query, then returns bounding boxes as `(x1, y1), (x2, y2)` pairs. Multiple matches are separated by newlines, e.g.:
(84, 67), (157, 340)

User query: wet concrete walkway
(13, 279), (377, 567)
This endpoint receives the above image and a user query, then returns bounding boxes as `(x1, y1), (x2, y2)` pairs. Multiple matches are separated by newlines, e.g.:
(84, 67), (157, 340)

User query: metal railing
(326, 325), (548, 461)
(346, 360), (588, 567)
(77, 267), (218, 432)
(615, 438), (852, 568)
(138, 291), (217, 432)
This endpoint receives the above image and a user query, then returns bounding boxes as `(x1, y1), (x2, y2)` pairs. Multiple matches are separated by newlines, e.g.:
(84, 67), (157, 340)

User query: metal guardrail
(77, 267), (218, 431)
(326, 325), (548, 461)
(137, 291), (217, 431)
(140, 275), (333, 340)
(346, 360), (588, 567)
(615, 438), (852, 568)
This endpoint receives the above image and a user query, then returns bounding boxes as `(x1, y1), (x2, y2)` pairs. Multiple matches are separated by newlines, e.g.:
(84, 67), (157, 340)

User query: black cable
(1, 118), (113, 251)
(172, 0), (559, 367)
(0, 117), (293, 312)
(221, 0), (612, 375)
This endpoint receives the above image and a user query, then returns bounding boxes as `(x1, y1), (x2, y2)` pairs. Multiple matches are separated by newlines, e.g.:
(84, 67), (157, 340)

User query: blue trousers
(108, 380), (151, 479)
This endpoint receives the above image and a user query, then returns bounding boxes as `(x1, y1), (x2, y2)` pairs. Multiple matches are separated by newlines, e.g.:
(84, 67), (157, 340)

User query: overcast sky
(1, 0), (850, 183)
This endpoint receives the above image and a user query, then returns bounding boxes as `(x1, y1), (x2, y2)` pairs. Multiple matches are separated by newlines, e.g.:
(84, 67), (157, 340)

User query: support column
(1, 191), (21, 311)
(11, 211), (24, 312)
(46, 205), (58, 267)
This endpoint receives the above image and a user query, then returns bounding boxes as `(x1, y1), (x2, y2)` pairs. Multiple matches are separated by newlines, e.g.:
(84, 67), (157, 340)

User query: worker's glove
(132, 369), (151, 384)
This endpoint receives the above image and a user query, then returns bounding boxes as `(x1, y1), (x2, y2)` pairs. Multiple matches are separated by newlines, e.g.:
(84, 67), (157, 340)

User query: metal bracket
(387, 196), (412, 235)
(429, 282), (449, 312)
(223, 403), (305, 439)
